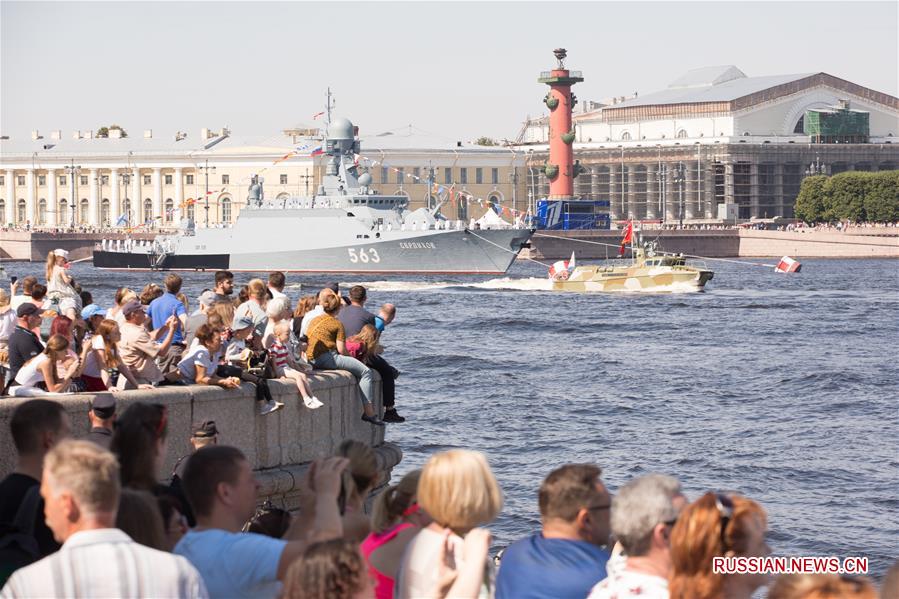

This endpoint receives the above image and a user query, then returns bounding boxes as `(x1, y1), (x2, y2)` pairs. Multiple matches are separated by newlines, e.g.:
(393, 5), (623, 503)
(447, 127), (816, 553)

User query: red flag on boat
(775, 256), (802, 273)
(619, 221), (634, 256)
(548, 252), (576, 280)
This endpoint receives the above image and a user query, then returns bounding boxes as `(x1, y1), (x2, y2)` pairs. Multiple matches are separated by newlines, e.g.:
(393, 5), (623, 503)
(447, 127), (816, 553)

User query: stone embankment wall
(528, 229), (898, 260)
(738, 229), (898, 258)
(0, 231), (155, 261)
(0, 372), (402, 510)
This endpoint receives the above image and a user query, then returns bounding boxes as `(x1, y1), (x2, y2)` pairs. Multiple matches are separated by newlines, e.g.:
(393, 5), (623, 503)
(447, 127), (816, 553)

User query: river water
(4, 257), (897, 577)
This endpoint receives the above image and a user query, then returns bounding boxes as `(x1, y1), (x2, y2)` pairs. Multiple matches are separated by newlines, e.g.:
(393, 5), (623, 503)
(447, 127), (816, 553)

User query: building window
(164, 198), (174, 222)
(0, 176), (4, 185)
(457, 196), (468, 220)
(17, 199), (26, 223)
(58, 199), (68, 223)
(80, 199), (89, 223)
(164, 174), (173, 185)
(38, 199), (46, 224)
(59, 175), (66, 186)
(0, 200), (5, 224)
(444, 168), (452, 185)
(80, 175), (88, 185)
(186, 174), (194, 185)
(17, 176), (25, 186)
(38, 175), (46, 186)
(187, 202), (195, 221)
(396, 168), (404, 184)
(491, 168), (499, 184)
(143, 175), (151, 185)
(280, 174), (288, 185)
(381, 167), (389, 183)
(460, 168), (467, 185)
(676, 129), (688, 138)
(101, 199), (110, 225)
(621, 131), (632, 141)
(476, 168), (483, 184)
(221, 174), (229, 185)
(143, 198), (153, 223)
(413, 167), (421, 182)
(222, 197), (232, 222)
(122, 199), (131, 223)
(426, 194), (437, 210)
(101, 175), (109, 185)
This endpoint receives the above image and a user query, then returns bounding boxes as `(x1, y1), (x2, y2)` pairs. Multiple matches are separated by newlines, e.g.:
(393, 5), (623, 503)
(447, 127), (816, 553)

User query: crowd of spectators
(1, 255), (405, 424)
(0, 403), (893, 598)
(0, 252), (896, 598)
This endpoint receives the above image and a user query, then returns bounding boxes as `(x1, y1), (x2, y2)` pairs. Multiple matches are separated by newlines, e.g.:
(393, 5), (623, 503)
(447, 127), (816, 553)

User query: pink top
(360, 523), (415, 599)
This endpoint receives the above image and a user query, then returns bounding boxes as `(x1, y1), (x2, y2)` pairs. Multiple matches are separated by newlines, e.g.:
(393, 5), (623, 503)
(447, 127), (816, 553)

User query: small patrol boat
(549, 223), (714, 292)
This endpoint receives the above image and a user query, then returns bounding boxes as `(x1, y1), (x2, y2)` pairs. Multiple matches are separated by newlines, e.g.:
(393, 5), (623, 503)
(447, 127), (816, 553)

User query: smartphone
(10, 276), (17, 284)
(337, 470), (353, 516)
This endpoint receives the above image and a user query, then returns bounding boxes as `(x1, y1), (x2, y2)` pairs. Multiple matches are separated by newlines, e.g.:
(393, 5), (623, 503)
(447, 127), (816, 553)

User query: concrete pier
(0, 372), (401, 510)
(527, 228), (899, 260)
(0, 230), (155, 261)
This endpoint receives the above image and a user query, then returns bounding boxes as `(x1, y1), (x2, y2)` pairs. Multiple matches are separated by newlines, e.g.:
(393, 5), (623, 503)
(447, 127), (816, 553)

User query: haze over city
(2, 1), (897, 142)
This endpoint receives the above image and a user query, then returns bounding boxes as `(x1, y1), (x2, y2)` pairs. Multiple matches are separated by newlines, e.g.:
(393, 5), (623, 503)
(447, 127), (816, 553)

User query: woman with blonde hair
(80, 319), (152, 391)
(669, 492), (770, 599)
(106, 287), (136, 323)
(396, 449), (500, 599)
(45, 249), (80, 319)
(362, 469), (429, 599)
(307, 290), (382, 425)
(345, 324), (383, 364)
(10, 334), (79, 396)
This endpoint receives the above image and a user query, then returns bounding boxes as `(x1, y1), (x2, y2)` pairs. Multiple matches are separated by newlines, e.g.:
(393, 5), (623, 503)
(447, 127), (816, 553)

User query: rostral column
(538, 48), (584, 199)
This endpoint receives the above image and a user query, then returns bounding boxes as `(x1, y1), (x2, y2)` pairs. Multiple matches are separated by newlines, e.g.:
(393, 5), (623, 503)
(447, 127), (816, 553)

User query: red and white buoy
(775, 256), (802, 273)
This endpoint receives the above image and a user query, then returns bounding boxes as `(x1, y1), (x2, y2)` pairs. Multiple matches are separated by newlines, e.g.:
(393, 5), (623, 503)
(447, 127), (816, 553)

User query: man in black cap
(85, 396), (116, 449)
(5, 303), (44, 388)
(169, 420), (219, 527)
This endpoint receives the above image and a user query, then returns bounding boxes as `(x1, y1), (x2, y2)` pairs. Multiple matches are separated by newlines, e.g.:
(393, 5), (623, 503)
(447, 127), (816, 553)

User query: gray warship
(93, 117), (533, 274)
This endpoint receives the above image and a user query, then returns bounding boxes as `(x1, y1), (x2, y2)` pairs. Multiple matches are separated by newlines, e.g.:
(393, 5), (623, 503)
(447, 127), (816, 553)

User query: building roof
(358, 126), (513, 154)
(614, 67), (815, 108)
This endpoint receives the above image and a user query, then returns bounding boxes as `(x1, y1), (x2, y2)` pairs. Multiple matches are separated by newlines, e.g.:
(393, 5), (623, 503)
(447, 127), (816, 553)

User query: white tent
(475, 208), (513, 229)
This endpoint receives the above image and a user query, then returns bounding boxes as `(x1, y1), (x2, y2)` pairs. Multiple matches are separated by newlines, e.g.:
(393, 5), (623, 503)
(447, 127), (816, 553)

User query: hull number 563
(347, 248), (381, 263)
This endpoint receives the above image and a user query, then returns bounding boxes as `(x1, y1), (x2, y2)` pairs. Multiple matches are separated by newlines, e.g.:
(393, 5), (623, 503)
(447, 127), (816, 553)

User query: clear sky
(2, 1), (896, 143)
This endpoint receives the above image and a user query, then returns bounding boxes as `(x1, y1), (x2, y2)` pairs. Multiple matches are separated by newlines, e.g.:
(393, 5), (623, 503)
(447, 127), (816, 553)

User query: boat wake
(352, 278), (704, 294)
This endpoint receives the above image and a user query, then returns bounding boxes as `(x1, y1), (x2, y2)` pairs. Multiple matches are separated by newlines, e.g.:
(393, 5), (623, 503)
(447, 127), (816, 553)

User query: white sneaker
(303, 396), (324, 409)
(258, 400), (284, 416)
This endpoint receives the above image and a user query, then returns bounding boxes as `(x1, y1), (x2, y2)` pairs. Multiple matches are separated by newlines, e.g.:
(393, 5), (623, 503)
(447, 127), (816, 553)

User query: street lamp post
(120, 172), (131, 226)
(64, 161), (81, 229)
(805, 156), (827, 176)
(673, 162), (686, 228)
(198, 160), (216, 227)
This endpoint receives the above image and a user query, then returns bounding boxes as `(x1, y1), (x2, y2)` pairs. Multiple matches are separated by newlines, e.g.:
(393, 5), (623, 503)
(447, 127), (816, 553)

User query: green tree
(794, 175), (827, 222)
(863, 171), (899, 222)
(824, 173), (866, 222)
(475, 137), (497, 146)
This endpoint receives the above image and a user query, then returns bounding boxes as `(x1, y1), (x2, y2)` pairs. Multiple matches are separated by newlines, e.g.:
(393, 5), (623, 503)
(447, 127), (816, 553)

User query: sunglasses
(715, 493), (734, 550)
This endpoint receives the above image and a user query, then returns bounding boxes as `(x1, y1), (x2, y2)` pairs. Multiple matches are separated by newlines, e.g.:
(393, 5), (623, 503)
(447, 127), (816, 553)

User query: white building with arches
(521, 66), (899, 220)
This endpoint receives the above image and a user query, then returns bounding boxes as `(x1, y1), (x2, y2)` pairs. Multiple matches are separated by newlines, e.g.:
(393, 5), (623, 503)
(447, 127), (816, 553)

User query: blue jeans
(311, 350), (373, 407)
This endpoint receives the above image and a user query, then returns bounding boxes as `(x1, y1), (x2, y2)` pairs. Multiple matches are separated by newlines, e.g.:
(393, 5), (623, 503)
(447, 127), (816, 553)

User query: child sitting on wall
(271, 321), (323, 409)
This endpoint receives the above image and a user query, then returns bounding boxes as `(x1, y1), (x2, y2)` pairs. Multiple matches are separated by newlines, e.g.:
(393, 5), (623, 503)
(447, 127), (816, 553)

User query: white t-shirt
(0, 309), (16, 346)
(174, 529), (286, 599)
(177, 345), (216, 384)
(587, 568), (670, 599)
(299, 306), (324, 337)
(81, 336), (107, 378)
(14, 353), (50, 388)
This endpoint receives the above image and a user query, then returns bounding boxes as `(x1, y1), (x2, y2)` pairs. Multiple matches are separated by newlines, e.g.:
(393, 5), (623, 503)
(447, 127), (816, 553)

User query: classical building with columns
(0, 124), (525, 229)
(520, 66), (899, 222)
